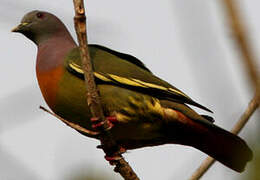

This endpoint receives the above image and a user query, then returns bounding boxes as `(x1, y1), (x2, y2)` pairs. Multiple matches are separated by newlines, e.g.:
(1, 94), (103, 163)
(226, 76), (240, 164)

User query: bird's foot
(91, 116), (118, 131)
(105, 147), (126, 165)
(105, 155), (122, 165)
(97, 145), (126, 165)
(97, 145), (126, 154)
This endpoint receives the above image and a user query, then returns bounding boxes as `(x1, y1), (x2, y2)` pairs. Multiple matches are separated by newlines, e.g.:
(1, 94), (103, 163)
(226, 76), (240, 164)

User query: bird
(12, 10), (252, 172)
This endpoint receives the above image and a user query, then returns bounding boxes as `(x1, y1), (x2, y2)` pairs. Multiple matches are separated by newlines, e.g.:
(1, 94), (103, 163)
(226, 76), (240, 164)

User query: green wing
(65, 45), (212, 113)
(89, 44), (152, 73)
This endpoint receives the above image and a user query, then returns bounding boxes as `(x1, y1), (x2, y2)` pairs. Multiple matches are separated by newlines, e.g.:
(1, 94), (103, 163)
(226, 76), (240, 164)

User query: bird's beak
(11, 22), (30, 32)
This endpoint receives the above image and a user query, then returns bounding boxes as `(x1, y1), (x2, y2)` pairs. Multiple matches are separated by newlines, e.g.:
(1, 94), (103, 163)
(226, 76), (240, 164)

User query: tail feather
(190, 124), (252, 172)
(164, 111), (253, 172)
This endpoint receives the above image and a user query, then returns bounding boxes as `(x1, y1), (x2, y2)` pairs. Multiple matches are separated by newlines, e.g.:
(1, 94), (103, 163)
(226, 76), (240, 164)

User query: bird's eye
(36, 12), (44, 19)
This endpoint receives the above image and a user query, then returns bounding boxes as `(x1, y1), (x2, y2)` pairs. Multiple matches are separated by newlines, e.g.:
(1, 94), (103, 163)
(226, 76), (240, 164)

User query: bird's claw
(91, 116), (118, 131)
(105, 155), (123, 165)
(97, 145), (126, 165)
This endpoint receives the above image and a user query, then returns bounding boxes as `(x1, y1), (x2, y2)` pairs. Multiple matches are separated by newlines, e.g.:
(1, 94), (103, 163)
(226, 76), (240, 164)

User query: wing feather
(65, 47), (212, 113)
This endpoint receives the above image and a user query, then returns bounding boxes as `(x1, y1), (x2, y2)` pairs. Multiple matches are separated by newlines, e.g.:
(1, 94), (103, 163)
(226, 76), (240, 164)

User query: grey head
(12, 10), (70, 45)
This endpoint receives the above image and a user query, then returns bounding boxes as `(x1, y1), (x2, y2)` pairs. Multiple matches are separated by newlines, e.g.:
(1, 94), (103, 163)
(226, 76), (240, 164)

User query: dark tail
(165, 116), (253, 172)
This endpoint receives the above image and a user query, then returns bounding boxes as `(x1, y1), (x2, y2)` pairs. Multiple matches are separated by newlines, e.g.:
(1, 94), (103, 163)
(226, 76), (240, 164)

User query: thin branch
(72, 0), (139, 179)
(223, 0), (259, 89)
(189, 156), (214, 180)
(189, 93), (259, 180)
(40, 106), (99, 137)
(189, 1), (259, 179)
(230, 93), (259, 134)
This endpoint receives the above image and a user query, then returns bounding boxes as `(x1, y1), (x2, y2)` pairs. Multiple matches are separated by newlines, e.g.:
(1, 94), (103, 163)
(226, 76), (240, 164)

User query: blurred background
(1, 0), (259, 179)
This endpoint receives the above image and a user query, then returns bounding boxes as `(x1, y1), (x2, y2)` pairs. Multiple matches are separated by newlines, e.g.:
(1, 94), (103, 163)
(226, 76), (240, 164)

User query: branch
(40, 106), (99, 137)
(40, 106), (139, 179)
(189, 1), (259, 179)
(222, 0), (259, 89)
(189, 93), (259, 180)
(72, 0), (139, 179)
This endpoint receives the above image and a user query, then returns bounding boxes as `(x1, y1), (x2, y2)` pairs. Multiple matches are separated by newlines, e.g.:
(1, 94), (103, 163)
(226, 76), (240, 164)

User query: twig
(231, 93), (259, 134)
(223, 0), (259, 89)
(72, 0), (139, 179)
(189, 93), (259, 180)
(40, 106), (99, 137)
(189, 1), (259, 179)
(40, 105), (140, 180)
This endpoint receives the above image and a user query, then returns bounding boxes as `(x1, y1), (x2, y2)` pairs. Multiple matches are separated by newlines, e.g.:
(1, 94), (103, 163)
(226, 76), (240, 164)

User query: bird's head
(12, 10), (67, 45)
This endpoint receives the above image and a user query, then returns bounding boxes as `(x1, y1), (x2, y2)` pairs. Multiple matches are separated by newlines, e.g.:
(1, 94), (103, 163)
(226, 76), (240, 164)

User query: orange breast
(36, 66), (63, 109)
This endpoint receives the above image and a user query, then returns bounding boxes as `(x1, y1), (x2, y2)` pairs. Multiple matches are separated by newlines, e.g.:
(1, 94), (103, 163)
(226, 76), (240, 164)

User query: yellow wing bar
(68, 62), (189, 98)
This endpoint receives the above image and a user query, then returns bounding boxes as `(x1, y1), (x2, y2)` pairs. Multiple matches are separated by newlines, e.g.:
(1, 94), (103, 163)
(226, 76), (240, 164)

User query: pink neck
(36, 31), (77, 72)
